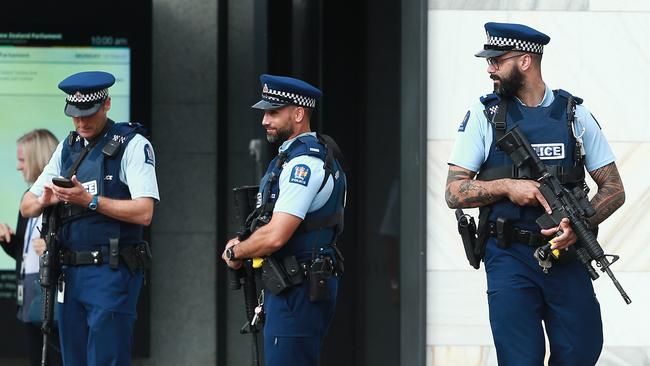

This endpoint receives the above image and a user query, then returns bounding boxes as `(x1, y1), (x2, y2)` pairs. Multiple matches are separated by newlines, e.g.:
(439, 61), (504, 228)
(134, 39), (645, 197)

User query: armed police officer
(445, 23), (625, 365)
(221, 74), (346, 366)
(20, 71), (159, 365)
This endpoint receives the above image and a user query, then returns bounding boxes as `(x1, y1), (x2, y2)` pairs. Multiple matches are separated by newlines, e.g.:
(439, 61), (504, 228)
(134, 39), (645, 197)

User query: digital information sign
(0, 34), (131, 278)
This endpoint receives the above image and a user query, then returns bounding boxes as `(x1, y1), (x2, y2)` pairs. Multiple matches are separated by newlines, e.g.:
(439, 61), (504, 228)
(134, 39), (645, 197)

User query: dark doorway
(217, 0), (402, 365)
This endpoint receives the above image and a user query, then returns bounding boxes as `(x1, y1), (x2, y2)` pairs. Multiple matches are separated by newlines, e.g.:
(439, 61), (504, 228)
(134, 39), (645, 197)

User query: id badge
(16, 281), (24, 306)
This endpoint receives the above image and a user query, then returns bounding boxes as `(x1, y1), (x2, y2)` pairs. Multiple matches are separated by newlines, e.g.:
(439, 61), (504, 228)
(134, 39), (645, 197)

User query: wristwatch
(88, 195), (99, 211)
(226, 246), (237, 261)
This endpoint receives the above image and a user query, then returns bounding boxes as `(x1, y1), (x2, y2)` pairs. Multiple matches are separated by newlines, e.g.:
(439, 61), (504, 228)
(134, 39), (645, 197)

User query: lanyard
(21, 217), (39, 278)
(24, 217), (38, 254)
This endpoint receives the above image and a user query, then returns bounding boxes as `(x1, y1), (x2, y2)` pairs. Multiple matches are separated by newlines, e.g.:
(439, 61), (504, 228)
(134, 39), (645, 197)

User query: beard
(492, 67), (524, 99)
(266, 124), (294, 144)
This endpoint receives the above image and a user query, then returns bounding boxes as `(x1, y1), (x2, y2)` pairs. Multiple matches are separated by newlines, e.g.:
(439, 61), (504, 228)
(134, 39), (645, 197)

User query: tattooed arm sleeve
(587, 162), (625, 228)
(445, 164), (507, 208)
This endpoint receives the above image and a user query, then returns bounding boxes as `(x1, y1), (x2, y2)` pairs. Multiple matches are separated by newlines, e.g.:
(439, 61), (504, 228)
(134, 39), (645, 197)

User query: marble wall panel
(589, 142), (650, 271)
(428, 8), (650, 362)
(428, 0), (650, 12)
(426, 345), (498, 366)
(590, 0), (650, 12)
(427, 270), (650, 345)
(426, 271), (491, 345)
(429, 0), (588, 11)
(428, 10), (650, 142)
(425, 346), (650, 365)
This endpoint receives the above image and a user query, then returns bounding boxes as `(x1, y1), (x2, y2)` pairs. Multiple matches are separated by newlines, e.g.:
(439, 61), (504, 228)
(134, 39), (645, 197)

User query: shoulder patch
(458, 111), (470, 132)
(289, 164), (311, 186)
(144, 144), (155, 166)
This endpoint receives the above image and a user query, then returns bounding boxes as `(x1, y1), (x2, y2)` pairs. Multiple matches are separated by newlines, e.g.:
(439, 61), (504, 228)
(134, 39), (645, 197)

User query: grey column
(400, 0), (428, 365)
(144, 0), (218, 365)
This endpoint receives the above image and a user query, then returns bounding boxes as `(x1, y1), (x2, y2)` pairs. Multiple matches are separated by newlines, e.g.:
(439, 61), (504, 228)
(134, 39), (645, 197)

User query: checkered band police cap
(58, 71), (115, 117)
(252, 74), (322, 110)
(475, 22), (550, 58)
(66, 88), (109, 104)
(485, 35), (545, 54)
(262, 85), (317, 108)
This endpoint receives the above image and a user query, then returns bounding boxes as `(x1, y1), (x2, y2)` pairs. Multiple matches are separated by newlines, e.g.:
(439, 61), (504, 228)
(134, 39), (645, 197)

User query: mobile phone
(52, 177), (74, 188)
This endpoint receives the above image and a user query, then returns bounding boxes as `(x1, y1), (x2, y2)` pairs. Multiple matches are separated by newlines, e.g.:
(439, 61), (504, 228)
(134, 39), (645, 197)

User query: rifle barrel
(602, 264), (632, 304)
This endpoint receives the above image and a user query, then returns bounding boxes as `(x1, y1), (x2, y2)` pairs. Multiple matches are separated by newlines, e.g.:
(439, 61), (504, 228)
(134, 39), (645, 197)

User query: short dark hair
(531, 53), (542, 67)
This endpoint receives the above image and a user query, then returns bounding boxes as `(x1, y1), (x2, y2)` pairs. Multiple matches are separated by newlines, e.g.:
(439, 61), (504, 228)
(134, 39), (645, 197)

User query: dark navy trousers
(264, 275), (338, 366)
(484, 238), (603, 366)
(56, 265), (143, 366)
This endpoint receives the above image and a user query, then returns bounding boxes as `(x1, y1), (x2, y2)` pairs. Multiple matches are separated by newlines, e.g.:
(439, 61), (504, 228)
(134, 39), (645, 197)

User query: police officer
(221, 74), (346, 366)
(20, 71), (159, 365)
(445, 23), (625, 365)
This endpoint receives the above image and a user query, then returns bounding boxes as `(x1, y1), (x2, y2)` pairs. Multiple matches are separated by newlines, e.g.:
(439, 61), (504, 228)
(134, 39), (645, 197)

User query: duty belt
(488, 221), (550, 248)
(59, 241), (152, 273)
(260, 254), (338, 296)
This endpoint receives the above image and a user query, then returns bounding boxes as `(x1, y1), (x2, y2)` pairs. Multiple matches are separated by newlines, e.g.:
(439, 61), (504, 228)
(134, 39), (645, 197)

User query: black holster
(260, 255), (304, 295)
(455, 208), (490, 269)
(308, 255), (333, 302)
(456, 209), (479, 269)
(119, 242), (152, 274)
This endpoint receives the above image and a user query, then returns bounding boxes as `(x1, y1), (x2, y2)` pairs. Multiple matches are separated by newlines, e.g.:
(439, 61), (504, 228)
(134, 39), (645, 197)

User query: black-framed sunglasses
(486, 53), (525, 70)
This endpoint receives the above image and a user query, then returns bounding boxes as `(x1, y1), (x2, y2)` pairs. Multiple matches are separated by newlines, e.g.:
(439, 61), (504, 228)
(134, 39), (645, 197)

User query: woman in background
(0, 129), (62, 366)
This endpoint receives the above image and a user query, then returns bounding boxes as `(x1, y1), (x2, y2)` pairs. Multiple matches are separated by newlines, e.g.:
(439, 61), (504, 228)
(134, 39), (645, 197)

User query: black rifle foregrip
(571, 218), (605, 260)
(228, 267), (242, 290)
(575, 247), (599, 280)
(242, 262), (257, 324)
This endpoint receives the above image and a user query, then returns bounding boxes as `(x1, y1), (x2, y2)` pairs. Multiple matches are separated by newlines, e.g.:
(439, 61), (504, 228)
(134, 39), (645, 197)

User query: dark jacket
(0, 211), (28, 277)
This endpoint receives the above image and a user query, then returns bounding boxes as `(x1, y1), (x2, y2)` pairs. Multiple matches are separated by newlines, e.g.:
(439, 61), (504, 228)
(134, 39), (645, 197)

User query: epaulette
(480, 92), (502, 120)
(554, 89), (583, 105)
(102, 122), (148, 158)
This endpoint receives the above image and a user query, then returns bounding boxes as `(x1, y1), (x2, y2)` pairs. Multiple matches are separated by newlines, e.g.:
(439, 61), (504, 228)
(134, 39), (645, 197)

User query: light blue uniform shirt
(449, 86), (615, 173)
(30, 134), (160, 201)
(273, 132), (334, 219)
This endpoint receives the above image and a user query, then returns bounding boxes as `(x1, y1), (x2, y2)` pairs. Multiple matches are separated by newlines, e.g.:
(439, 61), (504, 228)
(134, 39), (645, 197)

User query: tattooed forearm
(445, 166), (503, 208)
(458, 180), (496, 205)
(445, 168), (471, 186)
(587, 163), (625, 228)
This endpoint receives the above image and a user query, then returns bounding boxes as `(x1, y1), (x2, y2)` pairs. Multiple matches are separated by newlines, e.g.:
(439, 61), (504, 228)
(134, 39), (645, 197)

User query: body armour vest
(478, 90), (583, 232)
(58, 120), (147, 250)
(257, 134), (347, 263)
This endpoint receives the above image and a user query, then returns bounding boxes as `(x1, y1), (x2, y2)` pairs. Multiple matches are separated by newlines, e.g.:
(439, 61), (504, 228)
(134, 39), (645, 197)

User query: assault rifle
(39, 204), (61, 365)
(496, 126), (631, 305)
(228, 185), (263, 366)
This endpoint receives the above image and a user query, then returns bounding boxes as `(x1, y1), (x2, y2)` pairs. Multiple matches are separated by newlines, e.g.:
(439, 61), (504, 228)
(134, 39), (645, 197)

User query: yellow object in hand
(252, 257), (264, 268)
(549, 238), (561, 259)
